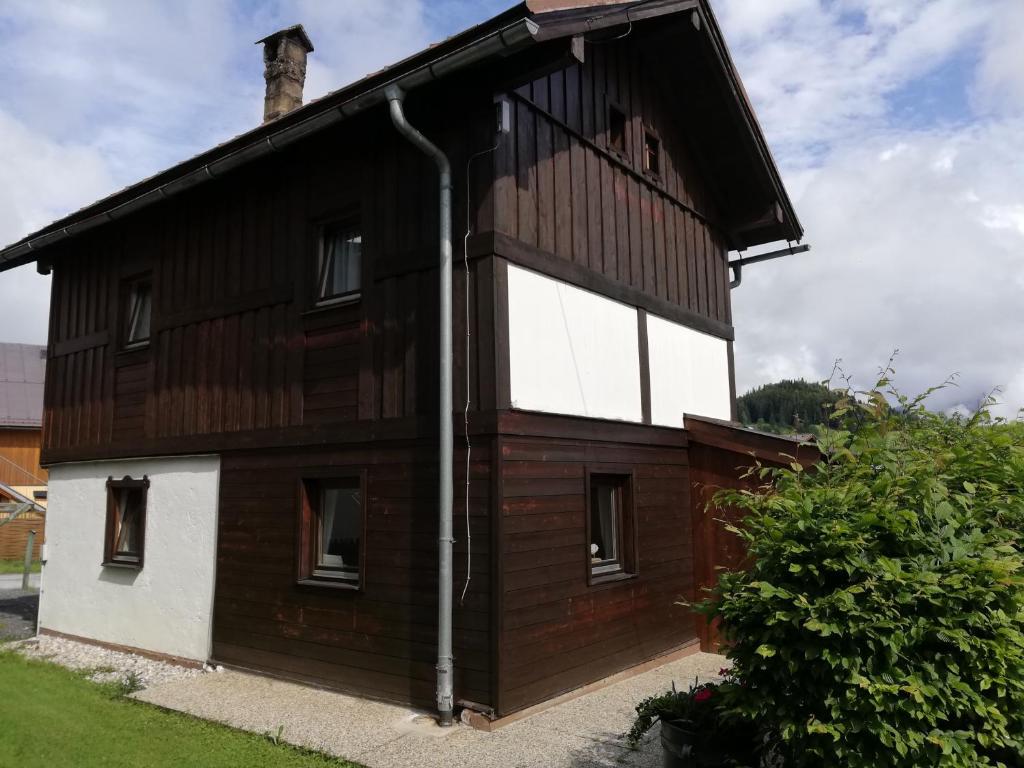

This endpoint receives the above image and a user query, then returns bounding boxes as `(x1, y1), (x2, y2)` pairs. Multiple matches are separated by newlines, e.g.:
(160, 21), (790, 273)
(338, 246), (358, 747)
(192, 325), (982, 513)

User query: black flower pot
(660, 720), (733, 768)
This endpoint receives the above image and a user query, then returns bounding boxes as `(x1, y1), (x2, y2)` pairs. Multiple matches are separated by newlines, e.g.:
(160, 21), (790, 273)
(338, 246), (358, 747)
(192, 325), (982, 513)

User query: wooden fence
(0, 512), (45, 561)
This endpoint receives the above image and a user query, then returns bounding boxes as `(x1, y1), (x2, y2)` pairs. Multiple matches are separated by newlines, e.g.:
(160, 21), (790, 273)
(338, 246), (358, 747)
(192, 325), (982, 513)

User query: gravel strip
(137, 650), (730, 768)
(12, 634), (206, 689)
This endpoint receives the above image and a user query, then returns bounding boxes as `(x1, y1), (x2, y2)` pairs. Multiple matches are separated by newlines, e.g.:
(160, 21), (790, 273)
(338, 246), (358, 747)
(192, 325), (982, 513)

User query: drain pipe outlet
(384, 84), (456, 727)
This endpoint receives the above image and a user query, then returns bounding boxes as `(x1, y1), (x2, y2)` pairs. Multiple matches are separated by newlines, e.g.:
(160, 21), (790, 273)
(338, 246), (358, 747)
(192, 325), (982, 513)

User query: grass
(0, 559), (40, 574)
(0, 651), (363, 767)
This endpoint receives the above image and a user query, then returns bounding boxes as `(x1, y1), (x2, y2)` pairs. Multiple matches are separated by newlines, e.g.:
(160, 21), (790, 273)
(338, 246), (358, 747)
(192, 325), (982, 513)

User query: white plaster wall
(507, 265), (642, 422)
(39, 455), (220, 661)
(647, 313), (732, 426)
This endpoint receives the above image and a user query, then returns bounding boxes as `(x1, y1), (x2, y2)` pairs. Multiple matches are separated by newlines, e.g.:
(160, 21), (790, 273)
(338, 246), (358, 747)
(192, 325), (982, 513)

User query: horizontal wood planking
(495, 434), (695, 716)
(0, 429), (46, 485)
(211, 440), (495, 708)
(493, 40), (733, 329)
(0, 514), (45, 560)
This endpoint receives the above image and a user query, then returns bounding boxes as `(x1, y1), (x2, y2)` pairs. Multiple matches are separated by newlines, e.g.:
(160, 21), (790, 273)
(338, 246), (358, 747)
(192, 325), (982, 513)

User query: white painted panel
(647, 314), (732, 426)
(38, 455), (220, 661)
(507, 265), (642, 422)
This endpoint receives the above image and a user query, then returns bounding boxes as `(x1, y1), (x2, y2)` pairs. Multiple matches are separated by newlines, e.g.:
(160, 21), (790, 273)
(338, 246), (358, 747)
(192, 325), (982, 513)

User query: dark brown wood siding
(493, 419), (696, 715)
(41, 93), (499, 465)
(212, 441), (493, 708)
(493, 39), (733, 329)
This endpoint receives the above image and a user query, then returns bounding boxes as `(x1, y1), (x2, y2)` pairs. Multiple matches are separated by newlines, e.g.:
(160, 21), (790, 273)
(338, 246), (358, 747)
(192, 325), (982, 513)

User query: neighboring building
(0, 343), (47, 560)
(0, 1), (803, 721)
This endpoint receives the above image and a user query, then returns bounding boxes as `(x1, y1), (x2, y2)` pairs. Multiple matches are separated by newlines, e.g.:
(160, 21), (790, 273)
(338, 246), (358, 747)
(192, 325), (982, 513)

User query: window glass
(589, 473), (634, 581)
(317, 222), (361, 303)
(644, 132), (660, 176)
(590, 482), (619, 568)
(105, 476), (148, 568)
(609, 106), (626, 155)
(315, 482), (361, 583)
(125, 280), (152, 347)
(113, 486), (145, 559)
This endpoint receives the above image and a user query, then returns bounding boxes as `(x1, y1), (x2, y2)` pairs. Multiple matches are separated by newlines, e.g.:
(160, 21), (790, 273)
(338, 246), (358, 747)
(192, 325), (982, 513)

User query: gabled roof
(0, 0), (800, 272)
(0, 343), (45, 429)
(0, 481), (46, 514)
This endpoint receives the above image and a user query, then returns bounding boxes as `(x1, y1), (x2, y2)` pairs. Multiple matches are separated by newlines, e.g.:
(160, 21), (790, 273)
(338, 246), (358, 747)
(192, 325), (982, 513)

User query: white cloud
(973, 0), (1024, 115)
(718, 0), (1024, 414)
(0, 0), (433, 344)
(733, 119), (1024, 412)
(716, 0), (1005, 165)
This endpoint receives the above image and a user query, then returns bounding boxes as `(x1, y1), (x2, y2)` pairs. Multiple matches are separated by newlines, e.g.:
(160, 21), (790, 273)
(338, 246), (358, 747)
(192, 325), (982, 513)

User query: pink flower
(694, 688), (714, 703)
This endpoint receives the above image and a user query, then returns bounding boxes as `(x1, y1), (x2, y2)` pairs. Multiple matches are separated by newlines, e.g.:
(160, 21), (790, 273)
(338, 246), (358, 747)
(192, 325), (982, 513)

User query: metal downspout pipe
(384, 85), (456, 727)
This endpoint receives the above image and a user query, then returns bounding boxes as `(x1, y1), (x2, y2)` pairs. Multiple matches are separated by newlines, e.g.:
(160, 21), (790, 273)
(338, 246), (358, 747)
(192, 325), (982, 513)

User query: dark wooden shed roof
(0, 343), (46, 429)
(0, 0), (801, 272)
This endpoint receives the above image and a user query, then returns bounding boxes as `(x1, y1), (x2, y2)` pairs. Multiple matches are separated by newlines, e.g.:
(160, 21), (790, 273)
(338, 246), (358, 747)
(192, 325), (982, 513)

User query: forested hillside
(737, 379), (840, 433)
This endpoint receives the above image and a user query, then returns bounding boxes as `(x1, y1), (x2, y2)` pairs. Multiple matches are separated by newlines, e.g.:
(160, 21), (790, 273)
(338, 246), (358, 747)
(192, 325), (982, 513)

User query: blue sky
(0, 0), (1021, 416)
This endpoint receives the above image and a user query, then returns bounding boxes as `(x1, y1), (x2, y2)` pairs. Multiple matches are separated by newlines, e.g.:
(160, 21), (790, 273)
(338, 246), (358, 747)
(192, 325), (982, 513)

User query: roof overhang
(0, 0), (800, 272)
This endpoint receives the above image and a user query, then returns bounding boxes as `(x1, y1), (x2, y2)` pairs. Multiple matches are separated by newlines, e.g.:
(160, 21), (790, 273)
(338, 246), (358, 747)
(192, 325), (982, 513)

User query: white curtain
(593, 487), (617, 562)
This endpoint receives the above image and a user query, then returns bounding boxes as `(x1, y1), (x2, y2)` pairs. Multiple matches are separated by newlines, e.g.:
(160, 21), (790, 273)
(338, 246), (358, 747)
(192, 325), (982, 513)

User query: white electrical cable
(460, 140), (499, 606)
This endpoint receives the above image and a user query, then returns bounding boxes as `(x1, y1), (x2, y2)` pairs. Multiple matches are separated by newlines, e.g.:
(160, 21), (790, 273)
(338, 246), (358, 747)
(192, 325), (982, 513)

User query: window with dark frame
(588, 473), (635, 582)
(122, 277), (152, 349)
(315, 220), (362, 305)
(298, 476), (364, 588)
(608, 104), (627, 156)
(644, 130), (661, 177)
(104, 476), (149, 568)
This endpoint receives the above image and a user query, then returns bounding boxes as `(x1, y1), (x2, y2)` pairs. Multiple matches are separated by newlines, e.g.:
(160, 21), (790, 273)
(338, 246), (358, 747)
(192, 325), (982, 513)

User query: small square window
(123, 277), (152, 349)
(299, 476), (365, 588)
(316, 220), (362, 305)
(104, 476), (149, 568)
(587, 472), (636, 583)
(644, 131), (661, 176)
(608, 105), (627, 156)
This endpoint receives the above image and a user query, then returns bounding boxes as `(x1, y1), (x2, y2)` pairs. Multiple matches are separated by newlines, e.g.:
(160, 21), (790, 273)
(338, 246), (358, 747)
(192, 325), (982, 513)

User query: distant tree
(737, 379), (841, 433)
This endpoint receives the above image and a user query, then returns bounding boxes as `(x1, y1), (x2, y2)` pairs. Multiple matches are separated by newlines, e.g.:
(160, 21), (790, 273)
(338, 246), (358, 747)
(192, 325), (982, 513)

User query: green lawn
(0, 559), (40, 574)
(0, 652), (362, 767)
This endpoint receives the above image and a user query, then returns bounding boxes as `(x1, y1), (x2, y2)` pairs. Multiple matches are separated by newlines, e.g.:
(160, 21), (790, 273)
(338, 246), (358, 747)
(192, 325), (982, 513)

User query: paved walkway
(137, 650), (726, 768)
(0, 589), (38, 641)
(0, 573), (40, 590)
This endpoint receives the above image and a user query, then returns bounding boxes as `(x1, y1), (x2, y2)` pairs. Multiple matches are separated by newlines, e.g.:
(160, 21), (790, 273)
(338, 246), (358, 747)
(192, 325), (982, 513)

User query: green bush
(700, 374), (1024, 767)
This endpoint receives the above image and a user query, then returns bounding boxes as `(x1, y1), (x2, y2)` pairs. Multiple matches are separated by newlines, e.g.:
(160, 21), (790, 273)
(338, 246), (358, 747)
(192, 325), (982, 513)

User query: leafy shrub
(700, 373), (1024, 767)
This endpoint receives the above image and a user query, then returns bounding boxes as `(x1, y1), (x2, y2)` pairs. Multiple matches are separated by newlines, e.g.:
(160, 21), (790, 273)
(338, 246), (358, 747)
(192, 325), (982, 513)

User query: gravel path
(0, 589), (38, 641)
(138, 649), (728, 768)
(11, 634), (206, 689)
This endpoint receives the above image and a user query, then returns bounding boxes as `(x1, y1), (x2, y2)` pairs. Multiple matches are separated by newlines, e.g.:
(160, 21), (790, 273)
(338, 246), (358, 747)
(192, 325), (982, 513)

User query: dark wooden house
(0, 0), (804, 723)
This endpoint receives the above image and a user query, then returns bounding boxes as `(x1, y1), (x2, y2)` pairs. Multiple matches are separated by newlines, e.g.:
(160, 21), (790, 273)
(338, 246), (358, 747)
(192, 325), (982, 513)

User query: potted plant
(628, 677), (773, 767)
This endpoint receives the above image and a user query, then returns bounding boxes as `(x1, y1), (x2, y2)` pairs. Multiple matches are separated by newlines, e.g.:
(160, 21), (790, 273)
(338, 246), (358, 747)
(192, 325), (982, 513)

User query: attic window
(644, 131), (661, 177)
(122, 277), (152, 349)
(608, 104), (627, 156)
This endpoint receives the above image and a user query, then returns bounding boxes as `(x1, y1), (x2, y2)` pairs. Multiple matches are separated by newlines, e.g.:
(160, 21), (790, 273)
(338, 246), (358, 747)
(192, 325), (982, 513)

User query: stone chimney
(256, 25), (314, 123)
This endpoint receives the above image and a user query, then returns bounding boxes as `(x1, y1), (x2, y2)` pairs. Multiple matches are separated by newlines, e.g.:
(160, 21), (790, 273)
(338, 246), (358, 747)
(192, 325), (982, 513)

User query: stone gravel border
(11, 634), (209, 689)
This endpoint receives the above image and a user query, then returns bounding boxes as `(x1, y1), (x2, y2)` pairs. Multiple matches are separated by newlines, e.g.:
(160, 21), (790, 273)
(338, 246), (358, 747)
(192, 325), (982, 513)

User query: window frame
(296, 470), (368, 591)
(606, 99), (629, 161)
(584, 468), (638, 586)
(312, 215), (363, 309)
(120, 274), (153, 351)
(643, 126), (662, 180)
(103, 475), (150, 569)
